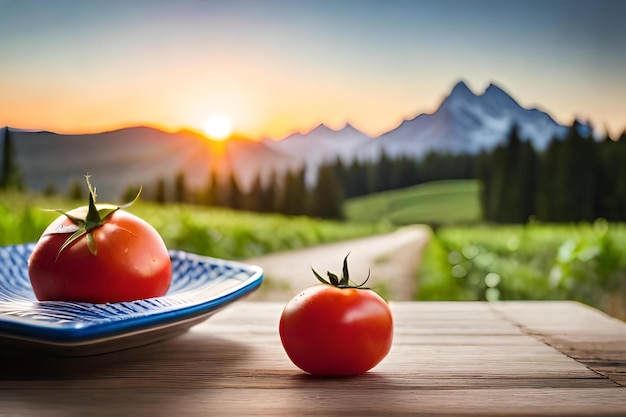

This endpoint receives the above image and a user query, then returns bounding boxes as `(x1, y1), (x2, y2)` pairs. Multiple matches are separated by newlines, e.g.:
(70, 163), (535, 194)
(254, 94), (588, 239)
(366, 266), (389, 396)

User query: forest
(478, 121), (626, 223)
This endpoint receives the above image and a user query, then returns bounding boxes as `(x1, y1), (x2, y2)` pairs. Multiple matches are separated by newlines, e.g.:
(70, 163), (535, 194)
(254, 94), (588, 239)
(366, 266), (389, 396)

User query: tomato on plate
(279, 255), (393, 376)
(28, 176), (172, 304)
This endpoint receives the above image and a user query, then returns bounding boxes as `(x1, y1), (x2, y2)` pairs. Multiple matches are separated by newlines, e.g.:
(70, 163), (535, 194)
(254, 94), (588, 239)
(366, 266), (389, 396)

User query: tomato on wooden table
(28, 177), (172, 304)
(279, 255), (393, 376)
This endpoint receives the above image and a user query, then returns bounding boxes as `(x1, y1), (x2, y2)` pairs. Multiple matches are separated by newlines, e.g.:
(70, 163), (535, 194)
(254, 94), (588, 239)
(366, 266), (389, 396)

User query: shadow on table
(0, 329), (251, 384)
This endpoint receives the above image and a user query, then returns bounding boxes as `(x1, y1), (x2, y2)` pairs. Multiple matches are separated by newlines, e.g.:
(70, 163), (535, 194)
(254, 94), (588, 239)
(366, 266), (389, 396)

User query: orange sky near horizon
(0, 54), (441, 140)
(1, 1), (625, 140)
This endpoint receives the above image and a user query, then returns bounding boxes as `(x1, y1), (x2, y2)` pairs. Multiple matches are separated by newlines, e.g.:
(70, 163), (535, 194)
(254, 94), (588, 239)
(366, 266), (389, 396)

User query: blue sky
(1, 0), (624, 138)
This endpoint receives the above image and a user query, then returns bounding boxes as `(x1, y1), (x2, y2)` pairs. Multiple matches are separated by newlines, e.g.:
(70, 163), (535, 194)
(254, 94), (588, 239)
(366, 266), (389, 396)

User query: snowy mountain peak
(357, 80), (589, 159)
(450, 80), (474, 97)
(482, 82), (519, 109)
(484, 82), (506, 94)
(484, 82), (509, 98)
(268, 80), (591, 167)
(440, 80), (480, 113)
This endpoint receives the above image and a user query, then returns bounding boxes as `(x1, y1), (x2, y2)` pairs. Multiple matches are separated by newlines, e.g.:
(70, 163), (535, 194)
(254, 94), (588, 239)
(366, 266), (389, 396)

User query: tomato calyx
(311, 253), (370, 289)
(48, 175), (141, 258)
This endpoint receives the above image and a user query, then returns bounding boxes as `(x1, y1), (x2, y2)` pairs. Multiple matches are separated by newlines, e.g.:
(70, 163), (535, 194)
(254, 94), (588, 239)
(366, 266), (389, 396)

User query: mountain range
(1, 80), (591, 198)
(268, 80), (591, 184)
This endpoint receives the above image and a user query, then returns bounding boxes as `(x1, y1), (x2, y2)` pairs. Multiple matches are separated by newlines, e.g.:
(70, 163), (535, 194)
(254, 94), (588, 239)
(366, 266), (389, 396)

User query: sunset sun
(203, 113), (233, 140)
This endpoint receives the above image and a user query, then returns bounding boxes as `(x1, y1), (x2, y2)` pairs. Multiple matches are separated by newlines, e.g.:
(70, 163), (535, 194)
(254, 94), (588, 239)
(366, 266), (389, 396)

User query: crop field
(418, 221), (626, 320)
(344, 179), (481, 226)
(0, 191), (391, 260)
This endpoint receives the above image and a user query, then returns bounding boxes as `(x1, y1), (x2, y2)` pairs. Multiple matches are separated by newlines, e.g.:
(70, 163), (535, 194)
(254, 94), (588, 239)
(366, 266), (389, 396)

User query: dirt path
(244, 225), (431, 301)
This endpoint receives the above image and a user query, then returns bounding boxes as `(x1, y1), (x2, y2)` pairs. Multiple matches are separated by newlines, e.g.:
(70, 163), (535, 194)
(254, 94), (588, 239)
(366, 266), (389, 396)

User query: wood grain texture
(491, 301), (626, 387)
(1, 301), (625, 416)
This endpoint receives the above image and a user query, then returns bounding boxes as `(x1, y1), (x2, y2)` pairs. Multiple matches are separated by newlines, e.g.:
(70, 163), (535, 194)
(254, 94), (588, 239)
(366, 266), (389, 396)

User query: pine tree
(277, 168), (308, 216)
(594, 133), (617, 220)
(535, 121), (597, 222)
(244, 174), (263, 212)
(155, 177), (167, 204)
(478, 124), (538, 223)
(310, 163), (344, 219)
(390, 155), (418, 190)
(0, 127), (23, 190)
(487, 143), (509, 222)
(519, 140), (539, 221)
(223, 172), (243, 210)
(257, 171), (278, 213)
(476, 151), (492, 221)
(610, 131), (626, 221)
(499, 124), (535, 223)
(618, 132), (626, 220)
(572, 123), (597, 221)
(555, 121), (596, 221)
(174, 171), (187, 203)
(204, 170), (220, 206)
(369, 150), (394, 193)
(345, 159), (369, 198)
(536, 137), (560, 221)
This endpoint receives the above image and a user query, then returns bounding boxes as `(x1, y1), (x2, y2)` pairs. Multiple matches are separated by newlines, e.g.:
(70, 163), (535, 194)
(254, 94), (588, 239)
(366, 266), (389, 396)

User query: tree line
(148, 119), (626, 223)
(3, 122), (625, 222)
(0, 126), (472, 220)
(0, 127), (23, 190)
(139, 151), (475, 219)
(477, 121), (626, 223)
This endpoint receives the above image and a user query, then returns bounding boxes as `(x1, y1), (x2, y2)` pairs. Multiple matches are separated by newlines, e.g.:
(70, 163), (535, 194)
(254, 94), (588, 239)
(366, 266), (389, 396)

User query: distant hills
(1, 127), (300, 199)
(1, 81), (592, 198)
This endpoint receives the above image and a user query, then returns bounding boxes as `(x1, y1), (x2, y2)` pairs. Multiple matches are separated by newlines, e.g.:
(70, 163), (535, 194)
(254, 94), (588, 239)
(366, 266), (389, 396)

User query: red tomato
(279, 258), (393, 376)
(28, 181), (171, 304)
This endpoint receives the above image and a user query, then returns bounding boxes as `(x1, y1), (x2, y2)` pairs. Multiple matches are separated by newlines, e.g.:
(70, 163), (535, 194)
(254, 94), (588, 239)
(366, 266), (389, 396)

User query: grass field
(0, 191), (392, 260)
(344, 179), (482, 226)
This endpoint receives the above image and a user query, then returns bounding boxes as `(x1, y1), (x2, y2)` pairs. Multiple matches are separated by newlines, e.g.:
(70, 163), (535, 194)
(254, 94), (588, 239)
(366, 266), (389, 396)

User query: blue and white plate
(0, 243), (263, 356)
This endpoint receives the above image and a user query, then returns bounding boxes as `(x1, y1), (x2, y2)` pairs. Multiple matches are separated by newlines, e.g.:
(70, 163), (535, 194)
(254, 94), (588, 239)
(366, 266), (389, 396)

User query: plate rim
(0, 244), (263, 344)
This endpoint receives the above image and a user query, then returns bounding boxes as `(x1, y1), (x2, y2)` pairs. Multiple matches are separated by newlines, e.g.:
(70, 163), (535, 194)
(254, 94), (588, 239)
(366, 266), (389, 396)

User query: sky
(1, 0), (625, 140)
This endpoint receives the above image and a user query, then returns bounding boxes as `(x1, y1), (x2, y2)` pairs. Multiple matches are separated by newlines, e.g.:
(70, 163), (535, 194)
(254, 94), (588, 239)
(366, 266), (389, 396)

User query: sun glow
(202, 113), (233, 140)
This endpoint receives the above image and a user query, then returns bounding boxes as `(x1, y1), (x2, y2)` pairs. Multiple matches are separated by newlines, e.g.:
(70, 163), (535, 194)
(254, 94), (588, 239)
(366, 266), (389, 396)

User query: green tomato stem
(52, 175), (142, 258)
(311, 253), (371, 289)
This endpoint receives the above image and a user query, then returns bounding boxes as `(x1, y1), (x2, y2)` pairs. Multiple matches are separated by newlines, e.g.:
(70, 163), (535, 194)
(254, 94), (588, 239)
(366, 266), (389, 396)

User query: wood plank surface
(1, 301), (625, 416)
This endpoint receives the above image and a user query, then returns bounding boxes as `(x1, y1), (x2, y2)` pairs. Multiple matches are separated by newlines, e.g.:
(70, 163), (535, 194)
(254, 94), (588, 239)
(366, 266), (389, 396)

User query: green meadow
(345, 179), (626, 319)
(344, 179), (481, 226)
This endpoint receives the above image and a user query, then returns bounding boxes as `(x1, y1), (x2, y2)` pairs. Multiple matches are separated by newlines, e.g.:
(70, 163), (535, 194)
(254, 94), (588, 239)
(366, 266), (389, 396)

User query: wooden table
(1, 301), (625, 416)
